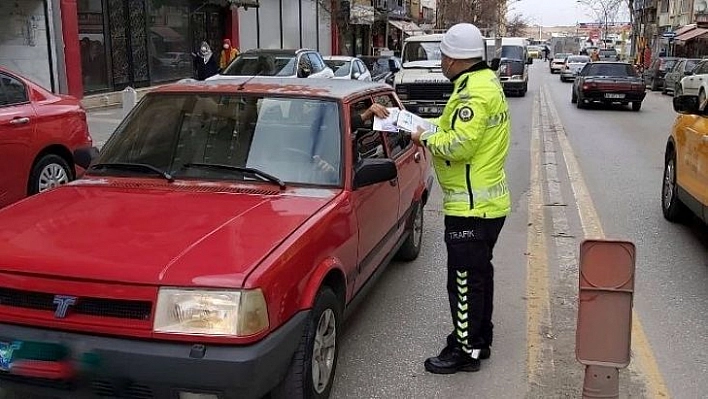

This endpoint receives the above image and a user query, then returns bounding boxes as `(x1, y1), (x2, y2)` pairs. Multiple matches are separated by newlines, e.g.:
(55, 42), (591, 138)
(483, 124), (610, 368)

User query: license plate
(0, 341), (21, 372)
(605, 93), (625, 99)
(419, 106), (442, 114)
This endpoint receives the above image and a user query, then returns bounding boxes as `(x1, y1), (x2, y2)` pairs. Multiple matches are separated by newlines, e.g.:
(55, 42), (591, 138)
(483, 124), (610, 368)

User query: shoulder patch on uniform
(458, 106), (474, 122)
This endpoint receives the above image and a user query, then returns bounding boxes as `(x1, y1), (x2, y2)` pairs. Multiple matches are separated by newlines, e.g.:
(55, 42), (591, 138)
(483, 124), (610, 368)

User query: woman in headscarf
(192, 41), (219, 80)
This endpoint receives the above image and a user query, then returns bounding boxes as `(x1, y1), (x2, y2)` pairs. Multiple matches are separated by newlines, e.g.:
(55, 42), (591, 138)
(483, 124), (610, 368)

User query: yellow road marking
(542, 85), (671, 399)
(526, 92), (553, 387)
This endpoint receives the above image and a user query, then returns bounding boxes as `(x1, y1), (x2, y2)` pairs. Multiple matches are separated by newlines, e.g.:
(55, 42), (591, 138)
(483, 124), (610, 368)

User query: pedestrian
(192, 41), (219, 80)
(219, 38), (239, 71)
(410, 22), (511, 374)
(591, 49), (600, 62)
(542, 46), (550, 62)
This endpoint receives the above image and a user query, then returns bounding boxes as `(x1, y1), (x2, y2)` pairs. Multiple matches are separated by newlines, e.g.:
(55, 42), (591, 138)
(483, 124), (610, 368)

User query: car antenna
(237, 70), (263, 91)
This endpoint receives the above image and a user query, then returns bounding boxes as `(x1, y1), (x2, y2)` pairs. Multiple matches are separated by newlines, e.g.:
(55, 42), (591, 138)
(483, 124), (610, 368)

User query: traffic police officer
(411, 23), (511, 374)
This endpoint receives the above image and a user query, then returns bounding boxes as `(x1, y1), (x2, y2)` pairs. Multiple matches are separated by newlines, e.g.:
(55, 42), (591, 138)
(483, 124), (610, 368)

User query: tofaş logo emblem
(53, 295), (77, 318)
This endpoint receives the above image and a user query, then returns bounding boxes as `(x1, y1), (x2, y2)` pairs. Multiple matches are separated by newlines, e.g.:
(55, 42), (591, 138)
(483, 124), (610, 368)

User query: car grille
(398, 83), (454, 101)
(0, 287), (152, 320)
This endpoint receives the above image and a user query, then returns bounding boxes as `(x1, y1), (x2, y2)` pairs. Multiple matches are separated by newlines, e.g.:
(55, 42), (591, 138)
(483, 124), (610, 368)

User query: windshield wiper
(89, 162), (174, 182)
(182, 163), (286, 189)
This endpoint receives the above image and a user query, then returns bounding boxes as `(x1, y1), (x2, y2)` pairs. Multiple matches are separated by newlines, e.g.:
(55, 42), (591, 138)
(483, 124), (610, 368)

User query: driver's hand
(312, 155), (336, 174)
(362, 103), (390, 121)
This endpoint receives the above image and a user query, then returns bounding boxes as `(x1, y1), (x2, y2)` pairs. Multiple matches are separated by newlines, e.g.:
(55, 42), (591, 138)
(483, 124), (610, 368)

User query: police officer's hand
(361, 103), (390, 121)
(411, 126), (425, 147)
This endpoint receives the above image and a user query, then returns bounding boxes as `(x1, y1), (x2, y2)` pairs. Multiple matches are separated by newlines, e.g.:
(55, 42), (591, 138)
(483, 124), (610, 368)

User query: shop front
(62, 0), (234, 97)
(0, 0), (57, 91)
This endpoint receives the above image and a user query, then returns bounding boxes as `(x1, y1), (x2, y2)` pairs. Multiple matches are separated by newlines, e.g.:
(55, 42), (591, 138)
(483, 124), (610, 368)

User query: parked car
(572, 62), (646, 111)
(0, 78), (433, 399)
(663, 58), (701, 96)
(323, 56), (372, 81)
(360, 55), (402, 85)
(598, 48), (620, 61)
(550, 53), (571, 73)
(0, 67), (95, 209)
(643, 56), (679, 91)
(209, 48), (334, 80)
(662, 95), (708, 225)
(560, 55), (591, 82)
(677, 59), (708, 105)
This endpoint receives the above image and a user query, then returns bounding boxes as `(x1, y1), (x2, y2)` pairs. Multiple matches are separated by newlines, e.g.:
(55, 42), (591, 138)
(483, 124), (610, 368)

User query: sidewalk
(80, 85), (164, 110)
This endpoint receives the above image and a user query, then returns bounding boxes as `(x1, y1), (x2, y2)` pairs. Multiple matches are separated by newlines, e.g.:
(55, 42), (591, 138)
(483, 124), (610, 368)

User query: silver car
(560, 55), (591, 82)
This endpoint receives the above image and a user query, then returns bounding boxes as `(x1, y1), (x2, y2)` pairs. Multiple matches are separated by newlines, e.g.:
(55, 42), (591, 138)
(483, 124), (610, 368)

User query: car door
(358, 60), (372, 81)
(0, 72), (36, 208)
(681, 61), (708, 96)
(679, 116), (708, 215)
(374, 92), (419, 224)
(665, 60), (681, 90)
(350, 98), (399, 292)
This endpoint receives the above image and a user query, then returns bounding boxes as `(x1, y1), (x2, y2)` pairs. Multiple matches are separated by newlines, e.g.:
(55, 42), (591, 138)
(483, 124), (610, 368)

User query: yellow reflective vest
(421, 64), (511, 219)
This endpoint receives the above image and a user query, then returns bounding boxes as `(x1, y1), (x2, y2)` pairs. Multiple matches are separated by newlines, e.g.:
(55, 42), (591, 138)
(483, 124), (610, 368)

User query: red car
(0, 78), (432, 398)
(0, 67), (94, 208)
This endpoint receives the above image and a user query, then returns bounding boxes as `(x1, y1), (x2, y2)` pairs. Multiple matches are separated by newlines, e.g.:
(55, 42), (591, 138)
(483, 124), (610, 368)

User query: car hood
(0, 182), (335, 287)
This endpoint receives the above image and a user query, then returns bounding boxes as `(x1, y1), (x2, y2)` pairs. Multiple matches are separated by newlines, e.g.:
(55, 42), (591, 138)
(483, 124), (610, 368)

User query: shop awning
(675, 27), (708, 42)
(389, 20), (425, 35)
(673, 24), (697, 37)
(150, 26), (184, 42)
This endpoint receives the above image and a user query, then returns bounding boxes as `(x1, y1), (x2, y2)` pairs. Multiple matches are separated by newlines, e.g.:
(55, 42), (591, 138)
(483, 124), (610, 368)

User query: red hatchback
(0, 78), (432, 398)
(0, 67), (93, 208)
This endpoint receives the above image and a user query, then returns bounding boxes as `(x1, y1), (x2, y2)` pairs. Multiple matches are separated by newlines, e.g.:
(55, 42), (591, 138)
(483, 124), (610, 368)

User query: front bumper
(0, 311), (309, 399)
(499, 79), (526, 92)
(403, 102), (446, 117)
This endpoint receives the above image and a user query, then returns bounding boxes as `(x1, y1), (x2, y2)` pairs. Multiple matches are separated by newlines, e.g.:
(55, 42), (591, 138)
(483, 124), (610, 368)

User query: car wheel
(699, 89), (707, 111)
(28, 154), (73, 195)
(273, 287), (341, 399)
(631, 101), (642, 111)
(395, 203), (424, 261)
(662, 150), (687, 222)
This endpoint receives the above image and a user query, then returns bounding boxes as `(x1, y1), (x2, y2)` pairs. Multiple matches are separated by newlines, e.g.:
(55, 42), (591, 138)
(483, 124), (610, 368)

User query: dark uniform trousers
(444, 215), (506, 355)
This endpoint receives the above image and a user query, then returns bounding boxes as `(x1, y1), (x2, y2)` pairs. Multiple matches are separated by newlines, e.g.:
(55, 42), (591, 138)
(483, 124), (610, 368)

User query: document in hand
(373, 108), (438, 134)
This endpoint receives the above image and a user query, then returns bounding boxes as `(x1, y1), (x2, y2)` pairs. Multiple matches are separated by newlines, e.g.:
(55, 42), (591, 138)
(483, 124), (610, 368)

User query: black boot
(424, 346), (481, 374)
(445, 334), (491, 360)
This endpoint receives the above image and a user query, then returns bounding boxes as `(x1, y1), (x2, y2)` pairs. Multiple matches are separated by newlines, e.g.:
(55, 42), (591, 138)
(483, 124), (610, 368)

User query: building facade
(634, 0), (708, 61)
(0, 0), (60, 92)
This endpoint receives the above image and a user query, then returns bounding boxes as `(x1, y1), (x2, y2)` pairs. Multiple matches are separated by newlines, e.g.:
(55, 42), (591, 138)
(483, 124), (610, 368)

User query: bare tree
(436, 0), (503, 33)
(506, 14), (528, 38)
(578, 0), (626, 45)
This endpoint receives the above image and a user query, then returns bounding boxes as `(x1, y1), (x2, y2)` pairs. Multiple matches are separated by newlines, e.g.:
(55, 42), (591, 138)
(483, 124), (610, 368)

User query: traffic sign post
(576, 240), (636, 399)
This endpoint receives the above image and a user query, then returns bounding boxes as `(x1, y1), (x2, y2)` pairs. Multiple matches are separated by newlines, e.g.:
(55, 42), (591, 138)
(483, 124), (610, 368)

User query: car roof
(405, 34), (444, 42)
(152, 77), (392, 101)
(241, 49), (314, 56)
(323, 56), (356, 61)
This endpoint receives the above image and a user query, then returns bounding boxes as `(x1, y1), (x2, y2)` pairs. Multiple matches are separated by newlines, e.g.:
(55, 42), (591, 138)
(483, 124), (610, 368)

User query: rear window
(501, 45), (525, 60)
(659, 58), (678, 71)
(583, 63), (637, 77)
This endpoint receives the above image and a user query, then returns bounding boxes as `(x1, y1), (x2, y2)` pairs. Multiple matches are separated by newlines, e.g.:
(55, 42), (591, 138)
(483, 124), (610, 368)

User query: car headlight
(511, 75), (523, 80)
(153, 288), (269, 336)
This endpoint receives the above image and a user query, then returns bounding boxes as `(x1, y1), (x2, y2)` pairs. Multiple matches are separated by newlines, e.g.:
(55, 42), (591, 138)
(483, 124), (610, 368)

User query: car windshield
(568, 56), (590, 63)
(96, 94), (342, 186)
(583, 63), (637, 77)
(325, 60), (352, 77)
(222, 53), (297, 77)
(402, 41), (442, 63)
(501, 45), (525, 60)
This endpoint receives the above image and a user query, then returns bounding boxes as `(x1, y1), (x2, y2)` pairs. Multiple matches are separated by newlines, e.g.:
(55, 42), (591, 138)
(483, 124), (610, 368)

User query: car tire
(28, 154), (73, 196)
(576, 95), (585, 109)
(699, 89), (707, 111)
(273, 287), (342, 399)
(662, 150), (687, 223)
(631, 101), (642, 111)
(571, 90), (577, 104)
(395, 203), (424, 261)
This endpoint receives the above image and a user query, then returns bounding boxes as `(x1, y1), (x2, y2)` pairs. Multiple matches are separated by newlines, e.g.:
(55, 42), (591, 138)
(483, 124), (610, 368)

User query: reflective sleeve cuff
(420, 130), (436, 141)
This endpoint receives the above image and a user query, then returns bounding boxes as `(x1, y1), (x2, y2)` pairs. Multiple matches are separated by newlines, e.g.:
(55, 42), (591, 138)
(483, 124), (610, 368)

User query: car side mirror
(388, 59), (400, 73)
(673, 95), (700, 114)
(73, 147), (100, 169)
(354, 158), (398, 189)
(490, 58), (501, 71)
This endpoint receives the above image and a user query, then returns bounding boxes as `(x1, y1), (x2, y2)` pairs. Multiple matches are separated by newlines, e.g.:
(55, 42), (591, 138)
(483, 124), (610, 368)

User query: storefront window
(78, 0), (110, 92)
(147, 1), (191, 83)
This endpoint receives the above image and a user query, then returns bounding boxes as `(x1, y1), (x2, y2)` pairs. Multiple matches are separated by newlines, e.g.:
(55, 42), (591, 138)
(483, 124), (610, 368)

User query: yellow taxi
(662, 95), (708, 224)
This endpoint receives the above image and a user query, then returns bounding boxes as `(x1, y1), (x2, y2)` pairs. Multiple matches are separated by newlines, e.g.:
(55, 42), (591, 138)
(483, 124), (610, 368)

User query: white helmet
(440, 23), (485, 60)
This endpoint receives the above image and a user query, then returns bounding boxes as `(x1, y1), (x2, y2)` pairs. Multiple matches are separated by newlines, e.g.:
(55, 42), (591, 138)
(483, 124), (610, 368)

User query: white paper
(373, 107), (400, 132)
(395, 110), (438, 134)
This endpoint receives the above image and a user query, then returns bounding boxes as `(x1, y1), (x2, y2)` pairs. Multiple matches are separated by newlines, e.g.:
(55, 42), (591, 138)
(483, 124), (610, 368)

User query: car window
(222, 53), (297, 76)
(298, 55), (314, 77)
(696, 61), (708, 74)
(0, 73), (29, 106)
(685, 59), (700, 72)
(583, 63), (636, 77)
(307, 53), (325, 73)
(97, 93), (342, 186)
(354, 130), (386, 166)
(402, 41), (442, 63)
(325, 59), (352, 77)
(375, 94), (409, 158)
